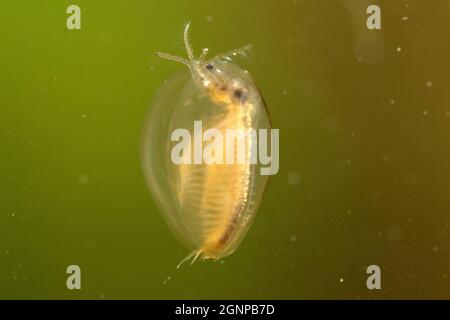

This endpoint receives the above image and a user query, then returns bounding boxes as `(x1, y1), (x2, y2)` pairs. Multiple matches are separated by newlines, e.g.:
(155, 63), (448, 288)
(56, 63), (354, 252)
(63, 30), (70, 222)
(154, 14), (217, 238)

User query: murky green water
(1, 0), (450, 299)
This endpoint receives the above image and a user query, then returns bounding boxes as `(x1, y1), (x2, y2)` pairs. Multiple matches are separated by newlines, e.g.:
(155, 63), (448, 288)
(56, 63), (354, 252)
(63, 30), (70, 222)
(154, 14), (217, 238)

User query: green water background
(1, 0), (450, 299)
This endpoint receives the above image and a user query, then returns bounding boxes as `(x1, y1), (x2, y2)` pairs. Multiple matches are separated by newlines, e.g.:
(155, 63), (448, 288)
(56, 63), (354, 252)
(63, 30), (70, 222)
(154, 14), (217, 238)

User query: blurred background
(1, 0), (450, 299)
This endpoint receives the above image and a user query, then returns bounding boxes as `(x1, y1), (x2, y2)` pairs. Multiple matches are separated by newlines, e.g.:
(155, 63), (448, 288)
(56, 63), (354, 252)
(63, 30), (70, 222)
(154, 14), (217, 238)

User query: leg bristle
(176, 248), (202, 269)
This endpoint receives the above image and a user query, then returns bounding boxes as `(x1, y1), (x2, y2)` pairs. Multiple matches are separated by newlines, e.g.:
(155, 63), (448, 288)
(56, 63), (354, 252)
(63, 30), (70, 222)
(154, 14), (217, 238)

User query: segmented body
(177, 93), (258, 258)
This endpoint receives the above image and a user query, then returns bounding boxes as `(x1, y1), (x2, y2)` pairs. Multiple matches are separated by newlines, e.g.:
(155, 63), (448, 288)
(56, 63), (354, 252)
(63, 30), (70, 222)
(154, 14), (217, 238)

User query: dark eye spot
(205, 63), (214, 70)
(234, 88), (244, 99)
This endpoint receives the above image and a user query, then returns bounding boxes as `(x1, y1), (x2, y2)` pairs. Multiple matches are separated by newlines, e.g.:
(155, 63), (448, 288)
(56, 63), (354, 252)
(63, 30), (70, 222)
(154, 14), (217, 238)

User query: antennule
(155, 51), (190, 67)
(183, 21), (195, 62)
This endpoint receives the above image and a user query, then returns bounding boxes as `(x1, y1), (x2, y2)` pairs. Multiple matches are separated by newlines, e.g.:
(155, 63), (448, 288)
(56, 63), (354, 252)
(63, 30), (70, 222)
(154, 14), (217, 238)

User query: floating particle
(78, 174), (89, 185)
(387, 226), (404, 242)
(287, 171), (300, 185)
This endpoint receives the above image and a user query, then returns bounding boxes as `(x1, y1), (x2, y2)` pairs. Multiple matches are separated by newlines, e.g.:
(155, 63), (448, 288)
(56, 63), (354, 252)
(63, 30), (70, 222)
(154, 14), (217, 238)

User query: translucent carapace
(141, 22), (271, 266)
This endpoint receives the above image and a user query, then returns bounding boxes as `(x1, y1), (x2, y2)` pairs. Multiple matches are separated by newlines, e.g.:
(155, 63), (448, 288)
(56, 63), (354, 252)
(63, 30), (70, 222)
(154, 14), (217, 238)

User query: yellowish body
(177, 100), (256, 259)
